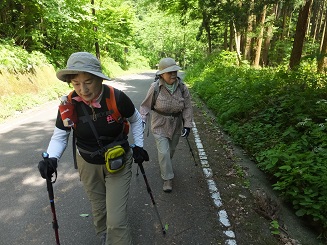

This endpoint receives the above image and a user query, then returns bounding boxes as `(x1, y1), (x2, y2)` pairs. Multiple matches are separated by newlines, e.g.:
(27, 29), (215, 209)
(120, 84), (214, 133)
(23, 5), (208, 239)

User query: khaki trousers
(76, 149), (133, 245)
(153, 133), (180, 180)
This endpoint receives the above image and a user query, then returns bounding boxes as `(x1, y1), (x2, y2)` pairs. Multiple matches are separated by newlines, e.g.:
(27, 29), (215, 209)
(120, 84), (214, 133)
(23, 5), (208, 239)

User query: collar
(72, 86), (104, 108)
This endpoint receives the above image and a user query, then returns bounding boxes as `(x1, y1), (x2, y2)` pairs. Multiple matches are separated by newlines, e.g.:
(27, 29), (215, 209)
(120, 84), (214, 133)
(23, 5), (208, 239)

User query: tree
(253, 4), (267, 67)
(317, 5), (327, 73)
(289, 0), (313, 70)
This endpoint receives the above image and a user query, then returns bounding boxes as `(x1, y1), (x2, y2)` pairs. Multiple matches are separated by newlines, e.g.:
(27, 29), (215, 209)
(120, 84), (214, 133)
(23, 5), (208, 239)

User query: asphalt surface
(0, 72), (225, 245)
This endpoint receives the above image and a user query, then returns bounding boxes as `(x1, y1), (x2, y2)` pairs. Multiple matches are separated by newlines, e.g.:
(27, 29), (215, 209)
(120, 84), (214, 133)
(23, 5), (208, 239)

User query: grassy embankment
(185, 51), (327, 236)
(0, 44), (148, 123)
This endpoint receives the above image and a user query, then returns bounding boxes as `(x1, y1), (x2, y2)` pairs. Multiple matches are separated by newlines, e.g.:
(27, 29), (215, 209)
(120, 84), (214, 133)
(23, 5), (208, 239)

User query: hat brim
(156, 65), (181, 75)
(56, 69), (111, 82)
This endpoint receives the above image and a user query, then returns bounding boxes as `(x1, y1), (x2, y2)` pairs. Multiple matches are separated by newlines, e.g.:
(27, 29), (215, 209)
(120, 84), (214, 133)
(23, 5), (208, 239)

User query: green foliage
(0, 40), (50, 73)
(186, 51), (327, 230)
(270, 220), (280, 235)
(133, 3), (206, 68)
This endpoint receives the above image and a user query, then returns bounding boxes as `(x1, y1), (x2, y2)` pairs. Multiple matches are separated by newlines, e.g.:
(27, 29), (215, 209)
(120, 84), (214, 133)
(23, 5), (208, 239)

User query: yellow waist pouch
(105, 145), (126, 173)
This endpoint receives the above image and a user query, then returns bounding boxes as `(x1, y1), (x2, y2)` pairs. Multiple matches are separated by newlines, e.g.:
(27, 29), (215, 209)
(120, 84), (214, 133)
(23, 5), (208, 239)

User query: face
(161, 71), (178, 85)
(70, 73), (102, 102)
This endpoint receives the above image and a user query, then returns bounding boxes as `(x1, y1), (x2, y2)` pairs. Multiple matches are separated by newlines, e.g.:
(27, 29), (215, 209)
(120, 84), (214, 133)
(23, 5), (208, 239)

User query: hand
(38, 158), (58, 179)
(131, 146), (149, 164)
(181, 127), (190, 137)
(142, 121), (146, 132)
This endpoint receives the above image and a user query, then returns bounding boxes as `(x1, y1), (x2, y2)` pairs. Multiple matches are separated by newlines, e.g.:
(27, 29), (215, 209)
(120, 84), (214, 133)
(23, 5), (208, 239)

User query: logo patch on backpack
(106, 115), (115, 124)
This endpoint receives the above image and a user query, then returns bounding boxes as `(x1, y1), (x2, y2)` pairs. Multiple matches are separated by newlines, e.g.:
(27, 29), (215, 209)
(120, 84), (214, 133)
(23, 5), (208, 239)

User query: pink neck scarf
(72, 87), (103, 108)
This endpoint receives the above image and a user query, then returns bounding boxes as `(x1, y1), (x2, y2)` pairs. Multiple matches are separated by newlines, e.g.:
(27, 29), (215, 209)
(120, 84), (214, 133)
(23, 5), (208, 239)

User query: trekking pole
(185, 136), (198, 166)
(42, 152), (60, 245)
(137, 163), (166, 235)
(136, 165), (139, 176)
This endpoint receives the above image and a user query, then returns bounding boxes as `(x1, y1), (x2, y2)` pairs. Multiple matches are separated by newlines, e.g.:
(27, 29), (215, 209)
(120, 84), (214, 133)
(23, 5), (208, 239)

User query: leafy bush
(0, 40), (50, 73)
(186, 51), (327, 231)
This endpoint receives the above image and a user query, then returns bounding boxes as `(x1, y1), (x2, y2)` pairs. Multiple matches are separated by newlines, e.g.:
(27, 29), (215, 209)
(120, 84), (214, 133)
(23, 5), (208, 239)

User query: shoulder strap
(151, 76), (184, 110)
(178, 77), (185, 97)
(105, 85), (129, 135)
(105, 85), (123, 123)
(151, 80), (160, 110)
(67, 90), (74, 104)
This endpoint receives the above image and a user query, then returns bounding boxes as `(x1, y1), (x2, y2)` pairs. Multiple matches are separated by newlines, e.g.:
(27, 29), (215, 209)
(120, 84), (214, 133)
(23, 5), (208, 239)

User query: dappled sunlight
(0, 121), (54, 158)
(117, 73), (154, 80)
(0, 208), (24, 222)
(22, 174), (46, 187)
(62, 171), (79, 180)
(0, 171), (15, 182)
(18, 193), (38, 204)
(103, 80), (134, 91)
(103, 72), (156, 91)
(11, 167), (32, 173)
(1, 149), (20, 155)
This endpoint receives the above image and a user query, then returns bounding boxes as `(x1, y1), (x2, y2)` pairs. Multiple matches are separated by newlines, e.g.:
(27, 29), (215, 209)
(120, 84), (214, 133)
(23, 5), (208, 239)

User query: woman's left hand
(181, 127), (190, 137)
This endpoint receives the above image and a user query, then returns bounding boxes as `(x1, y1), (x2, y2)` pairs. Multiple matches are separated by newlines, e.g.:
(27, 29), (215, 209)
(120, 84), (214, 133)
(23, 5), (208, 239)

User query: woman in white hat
(38, 52), (149, 245)
(140, 57), (193, 192)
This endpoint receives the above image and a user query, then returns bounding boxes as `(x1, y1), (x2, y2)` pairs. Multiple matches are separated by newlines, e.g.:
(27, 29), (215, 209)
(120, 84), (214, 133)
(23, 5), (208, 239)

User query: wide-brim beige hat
(156, 57), (181, 75)
(56, 52), (111, 82)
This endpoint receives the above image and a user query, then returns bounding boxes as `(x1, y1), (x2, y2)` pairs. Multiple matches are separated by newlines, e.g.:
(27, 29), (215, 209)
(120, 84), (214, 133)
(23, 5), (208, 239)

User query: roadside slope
(190, 92), (323, 245)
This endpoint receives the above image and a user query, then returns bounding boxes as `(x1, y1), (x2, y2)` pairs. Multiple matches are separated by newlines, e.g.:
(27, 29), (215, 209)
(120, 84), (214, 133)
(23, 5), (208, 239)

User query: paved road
(0, 72), (227, 245)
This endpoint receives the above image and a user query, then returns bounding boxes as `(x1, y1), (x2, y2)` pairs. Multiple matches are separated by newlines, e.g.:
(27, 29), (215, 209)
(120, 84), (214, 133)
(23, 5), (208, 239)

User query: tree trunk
(289, 0), (313, 70)
(244, 0), (255, 61)
(317, 0), (326, 42)
(229, 20), (234, 51)
(233, 21), (242, 65)
(202, 11), (212, 54)
(253, 5), (267, 67)
(91, 0), (100, 60)
(262, 5), (276, 67)
(224, 24), (228, 50)
(309, 0), (319, 41)
(317, 6), (327, 73)
(280, 3), (288, 40)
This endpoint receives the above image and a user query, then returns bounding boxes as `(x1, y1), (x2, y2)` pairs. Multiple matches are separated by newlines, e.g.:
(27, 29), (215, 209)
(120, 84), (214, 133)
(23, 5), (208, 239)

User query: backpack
(151, 76), (184, 110)
(67, 85), (129, 169)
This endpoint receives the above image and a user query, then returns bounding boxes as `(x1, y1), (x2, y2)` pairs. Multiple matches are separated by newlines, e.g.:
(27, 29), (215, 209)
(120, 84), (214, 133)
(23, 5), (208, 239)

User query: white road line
(192, 122), (237, 245)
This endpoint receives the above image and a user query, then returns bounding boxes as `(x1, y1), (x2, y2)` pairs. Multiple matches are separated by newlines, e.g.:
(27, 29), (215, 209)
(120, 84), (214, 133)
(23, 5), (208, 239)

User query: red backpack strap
(67, 90), (74, 104)
(105, 85), (121, 123)
(105, 85), (130, 134)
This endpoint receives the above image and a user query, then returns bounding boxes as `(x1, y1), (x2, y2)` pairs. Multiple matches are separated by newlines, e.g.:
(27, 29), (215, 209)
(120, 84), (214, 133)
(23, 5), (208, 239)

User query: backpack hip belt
(77, 139), (128, 158)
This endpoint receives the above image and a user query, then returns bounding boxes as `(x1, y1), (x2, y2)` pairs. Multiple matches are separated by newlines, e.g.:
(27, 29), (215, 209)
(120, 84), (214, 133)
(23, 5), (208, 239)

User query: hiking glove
(131, 145), (149, 164)
(181, 127), (190, 137)
(38, 158), (58, 179)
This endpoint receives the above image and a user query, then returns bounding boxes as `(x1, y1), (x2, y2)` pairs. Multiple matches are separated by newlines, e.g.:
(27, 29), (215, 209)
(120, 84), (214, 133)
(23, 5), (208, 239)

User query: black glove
(181, 127), (190, 137)
(131, 145), (149, 164)
(38, 157), (58, 179)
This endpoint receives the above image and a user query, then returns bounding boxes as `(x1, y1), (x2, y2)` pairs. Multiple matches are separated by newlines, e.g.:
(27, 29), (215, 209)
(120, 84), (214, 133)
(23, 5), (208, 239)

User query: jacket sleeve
(47, 127), (70, 160)
(139, 84), (155, 123)
(182, 85), (193, 128)
(127, 109), (144, 147)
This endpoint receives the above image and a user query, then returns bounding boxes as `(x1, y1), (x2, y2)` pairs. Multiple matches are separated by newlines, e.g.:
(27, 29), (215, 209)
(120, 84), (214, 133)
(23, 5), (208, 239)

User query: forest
(1, 0), (327, 240)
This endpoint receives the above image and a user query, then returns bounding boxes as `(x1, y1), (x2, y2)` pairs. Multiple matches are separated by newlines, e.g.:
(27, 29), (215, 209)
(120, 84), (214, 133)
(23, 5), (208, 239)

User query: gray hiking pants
(153, 133), (180, 180)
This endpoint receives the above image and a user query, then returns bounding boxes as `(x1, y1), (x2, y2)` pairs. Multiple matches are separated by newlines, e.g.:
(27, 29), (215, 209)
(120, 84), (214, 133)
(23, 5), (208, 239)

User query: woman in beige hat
(140, 57), (193, 192)
(38, 52), (149, 245)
